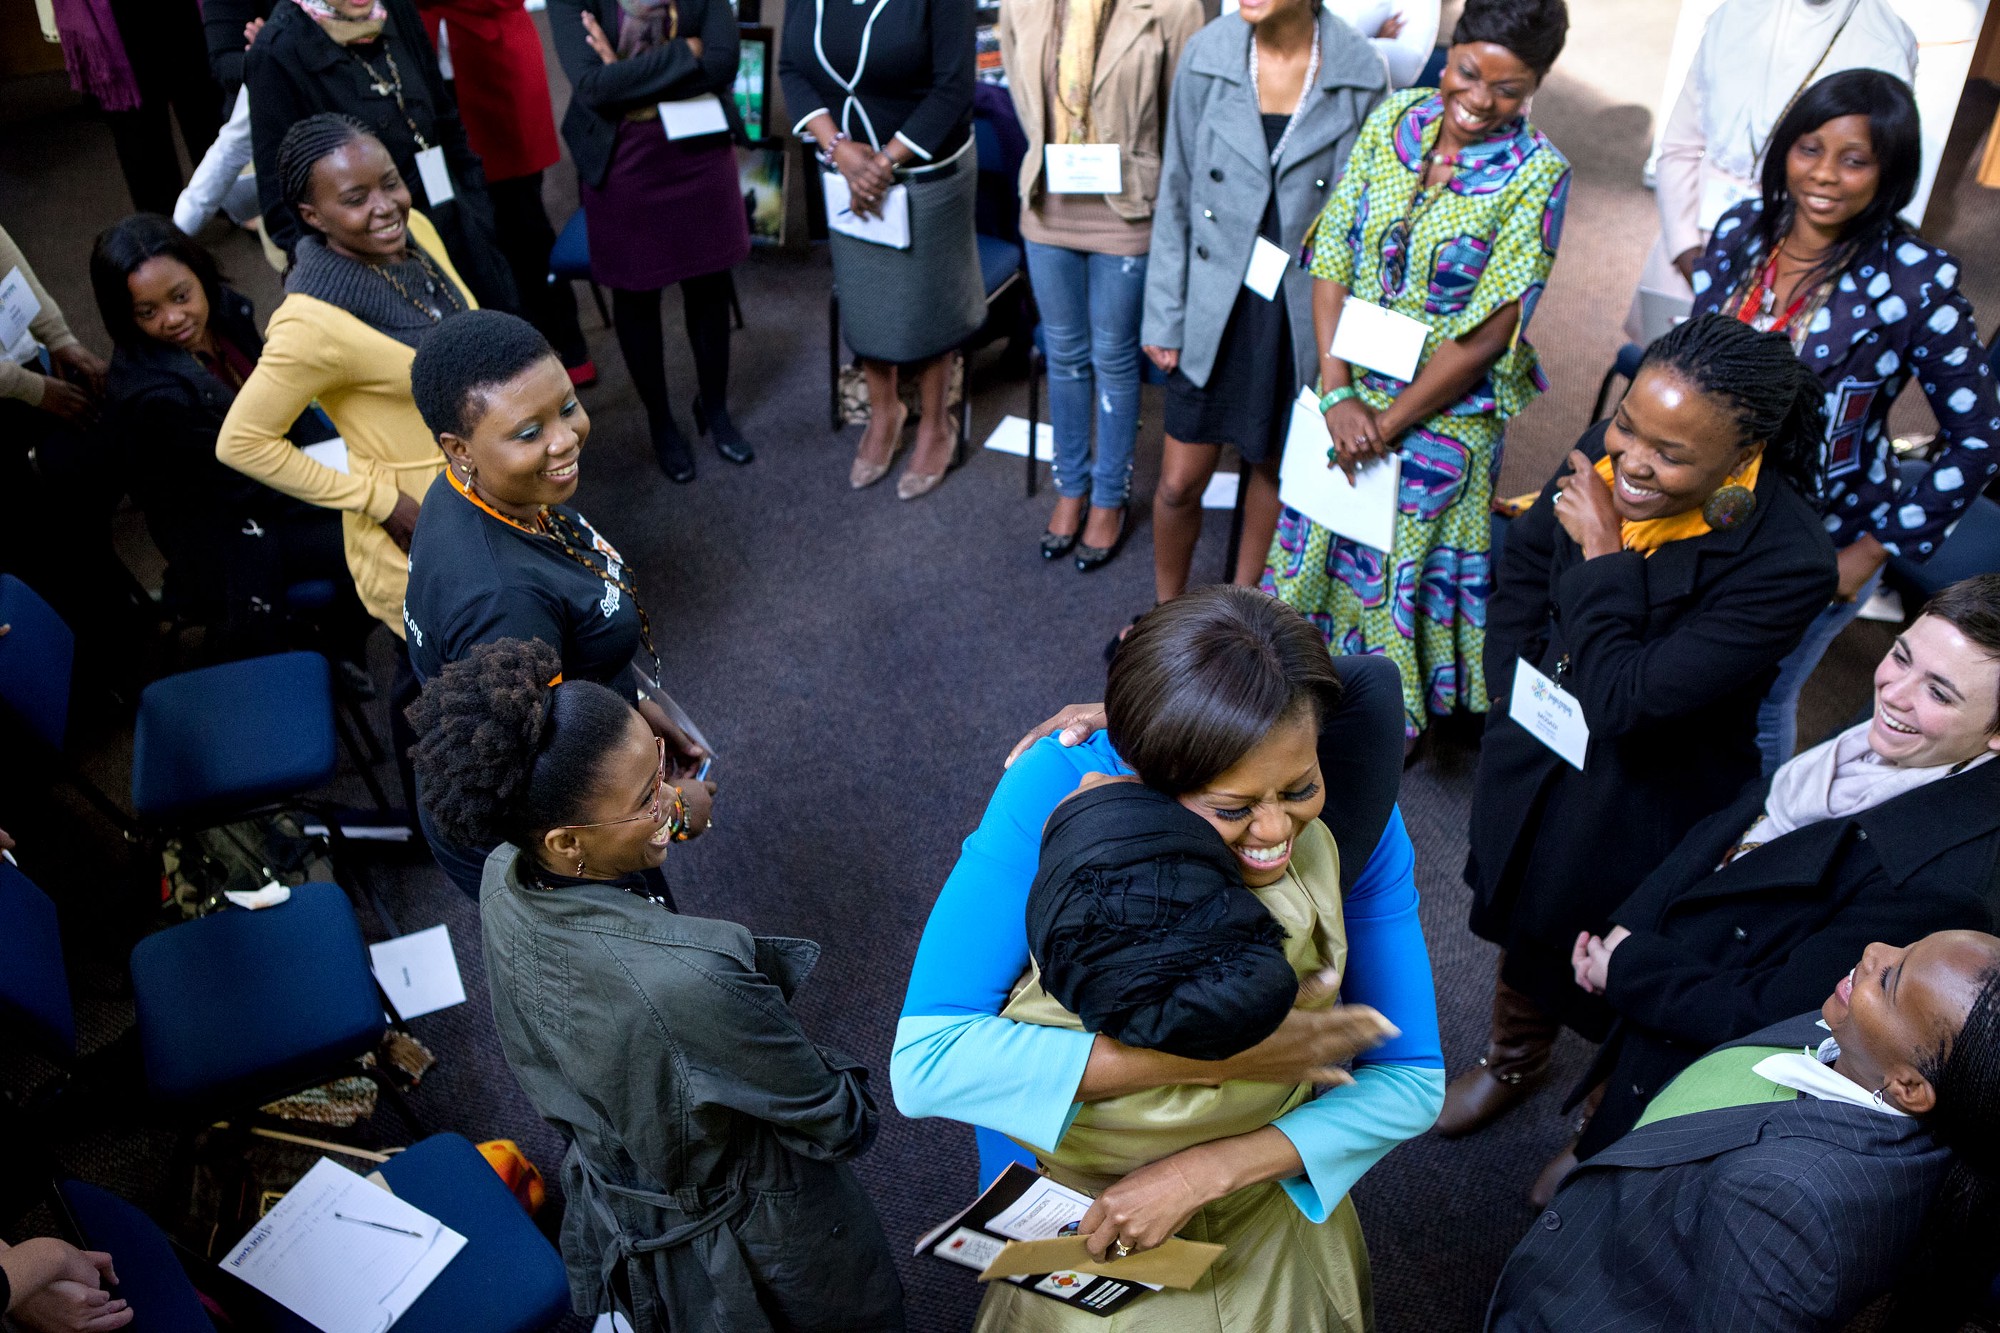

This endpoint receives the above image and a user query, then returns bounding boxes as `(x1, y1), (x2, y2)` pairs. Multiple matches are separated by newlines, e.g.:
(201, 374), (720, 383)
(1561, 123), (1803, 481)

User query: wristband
(1318, 385), (1358, 413)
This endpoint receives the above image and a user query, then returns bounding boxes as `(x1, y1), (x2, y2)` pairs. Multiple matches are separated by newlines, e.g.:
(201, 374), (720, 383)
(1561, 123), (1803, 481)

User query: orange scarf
(1591, 454), (1761, 556)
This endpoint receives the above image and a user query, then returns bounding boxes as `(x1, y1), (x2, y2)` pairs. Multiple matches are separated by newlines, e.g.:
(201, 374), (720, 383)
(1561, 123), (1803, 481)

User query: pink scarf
(51, 0), (139, 112)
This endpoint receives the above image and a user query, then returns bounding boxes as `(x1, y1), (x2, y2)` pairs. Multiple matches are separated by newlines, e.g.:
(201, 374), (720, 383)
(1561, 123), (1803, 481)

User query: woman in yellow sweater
(217, 112), (477, 640)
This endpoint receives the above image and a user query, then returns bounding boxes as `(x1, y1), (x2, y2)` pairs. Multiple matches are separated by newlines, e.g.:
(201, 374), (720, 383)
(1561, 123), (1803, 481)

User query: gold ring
(1110, 1240), (1133, 1260)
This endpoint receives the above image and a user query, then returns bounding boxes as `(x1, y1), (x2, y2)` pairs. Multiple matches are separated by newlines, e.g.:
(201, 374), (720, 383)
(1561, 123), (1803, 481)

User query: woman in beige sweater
(217, 112), (476, 639)
(1000, 0), (1202, 572)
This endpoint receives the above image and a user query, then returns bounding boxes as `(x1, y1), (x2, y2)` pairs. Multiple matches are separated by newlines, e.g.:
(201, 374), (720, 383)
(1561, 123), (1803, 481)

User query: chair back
(0, 860), (78, 1059)
(0, 573), (75, 752)
(58, 1179), (220, 1333)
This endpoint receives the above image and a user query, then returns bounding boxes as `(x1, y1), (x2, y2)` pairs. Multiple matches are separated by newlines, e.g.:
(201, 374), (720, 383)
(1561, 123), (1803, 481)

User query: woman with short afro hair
(409, 636), (905, 1333)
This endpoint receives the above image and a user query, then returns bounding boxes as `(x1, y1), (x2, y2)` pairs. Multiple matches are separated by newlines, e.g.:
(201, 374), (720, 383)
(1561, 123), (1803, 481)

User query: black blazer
(1464, 422), (1838, 1030)
(245, 0), (515, 310)
(1489, 1014), (1950, 1333)
(546, 0), (745, 190)
(777, 0), (975, 161)
(1573, 755), (2000, 1155)
(102, 287), (332, 593)
(203, 0), (273, 98)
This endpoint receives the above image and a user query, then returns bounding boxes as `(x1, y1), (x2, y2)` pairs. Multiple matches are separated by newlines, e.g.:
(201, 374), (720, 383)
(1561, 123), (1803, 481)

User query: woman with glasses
(403, 310), (705, 895)
(410, 636), (904, 1332)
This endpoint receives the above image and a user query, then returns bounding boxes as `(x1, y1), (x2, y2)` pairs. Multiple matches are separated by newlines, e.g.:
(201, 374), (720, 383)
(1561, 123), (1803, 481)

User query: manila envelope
(977, 1236), (1224, 1290)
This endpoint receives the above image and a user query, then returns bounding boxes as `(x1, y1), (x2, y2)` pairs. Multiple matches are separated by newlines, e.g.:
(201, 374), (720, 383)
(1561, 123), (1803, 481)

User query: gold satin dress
(973, 820), (1372, 1332)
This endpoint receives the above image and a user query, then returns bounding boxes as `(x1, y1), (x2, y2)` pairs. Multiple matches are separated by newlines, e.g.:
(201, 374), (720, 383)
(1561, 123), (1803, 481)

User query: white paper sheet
(1328, 296), (1428, 382)
(822, 175), (911, 250)
(1201, 469), (1238, 511)
(301, 438), (350, 474)
(413, 146), (454, 206)
(1044, 144), (1121, 194)
(1277, 388), (1400, 552)
(221, 1158), (466, 1333)
(0, 266), (43, 364)
(368, 924), (467, 1021)
(980, 414), (1055, 462)
(1243, 236), (1289, 301)
(659, 94), (730, 140)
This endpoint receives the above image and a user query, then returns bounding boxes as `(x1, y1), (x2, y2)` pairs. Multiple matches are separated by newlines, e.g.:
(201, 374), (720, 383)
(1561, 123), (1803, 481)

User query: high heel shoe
(651, 418), (696, 484)
(1074, 507), (1129, 573)
(1040, 529), (1079, 560)
(897, 410), (960, 501)
(693, 396), (754, 465)
(851, 401), (910, 490)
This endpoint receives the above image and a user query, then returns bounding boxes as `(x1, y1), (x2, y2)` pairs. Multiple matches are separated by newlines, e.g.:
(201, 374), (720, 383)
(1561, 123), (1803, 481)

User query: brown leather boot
(1434, 965), (1558, 1138)
(1528, 1083), (1604, 1207)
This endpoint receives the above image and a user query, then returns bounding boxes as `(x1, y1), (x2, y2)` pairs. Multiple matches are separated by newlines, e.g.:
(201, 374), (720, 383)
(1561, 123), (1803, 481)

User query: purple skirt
(581, 117), (750, 290)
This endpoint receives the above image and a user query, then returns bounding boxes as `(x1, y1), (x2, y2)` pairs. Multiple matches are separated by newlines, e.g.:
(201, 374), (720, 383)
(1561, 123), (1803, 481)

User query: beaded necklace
(1248, 22), (1320, 168)
(371, 246), (466, 323)
(444, 466), (661, 682)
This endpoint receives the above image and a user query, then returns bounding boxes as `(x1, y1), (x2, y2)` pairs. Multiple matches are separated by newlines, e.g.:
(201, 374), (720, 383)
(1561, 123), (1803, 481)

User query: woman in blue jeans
(999, 0), (1203, 570)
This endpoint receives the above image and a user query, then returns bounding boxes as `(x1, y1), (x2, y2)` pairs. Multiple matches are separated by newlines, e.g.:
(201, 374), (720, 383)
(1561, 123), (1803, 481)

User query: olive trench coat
(479, 844), (905, 1332)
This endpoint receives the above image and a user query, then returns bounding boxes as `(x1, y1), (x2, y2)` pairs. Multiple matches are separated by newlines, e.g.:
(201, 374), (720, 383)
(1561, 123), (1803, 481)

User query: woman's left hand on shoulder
(1553, 450), (1621, 559)
(580, 11), (619, 63)
(1079, 1151), (1220, 1260)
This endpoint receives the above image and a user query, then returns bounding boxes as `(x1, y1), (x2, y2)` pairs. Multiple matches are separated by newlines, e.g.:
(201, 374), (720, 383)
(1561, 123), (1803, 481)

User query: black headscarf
(1026, 781), (1295, 1061)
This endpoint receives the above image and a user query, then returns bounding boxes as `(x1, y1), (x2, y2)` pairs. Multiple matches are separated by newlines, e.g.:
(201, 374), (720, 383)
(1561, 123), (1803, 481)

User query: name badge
(1243, 235), (1290, 302)
(659, 94), (730, 140)
(1328, 296), (1428, 382)
(1043, 143), (1121, 194)
(1508, 658), (1589, 771)
(0, 266), (44, 365)
(414, 145), (455, 205)
(1696, 170), (1758, 234)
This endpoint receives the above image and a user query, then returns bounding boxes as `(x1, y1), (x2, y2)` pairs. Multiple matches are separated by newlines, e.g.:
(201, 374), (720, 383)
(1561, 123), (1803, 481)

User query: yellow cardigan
(216, 211), (473, 637)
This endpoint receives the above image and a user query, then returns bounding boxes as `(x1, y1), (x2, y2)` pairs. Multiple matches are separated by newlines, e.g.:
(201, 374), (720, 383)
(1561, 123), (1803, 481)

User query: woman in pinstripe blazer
(1487, 929), (2000, 1333)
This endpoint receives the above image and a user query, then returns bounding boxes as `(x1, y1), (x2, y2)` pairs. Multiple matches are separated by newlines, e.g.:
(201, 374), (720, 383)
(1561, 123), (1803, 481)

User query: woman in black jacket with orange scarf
(1441, 315), (1838, 1142)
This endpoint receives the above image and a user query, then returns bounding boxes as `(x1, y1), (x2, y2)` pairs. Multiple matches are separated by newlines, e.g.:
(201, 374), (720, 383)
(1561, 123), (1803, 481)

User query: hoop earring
(1871, 1088), (1888, 1108)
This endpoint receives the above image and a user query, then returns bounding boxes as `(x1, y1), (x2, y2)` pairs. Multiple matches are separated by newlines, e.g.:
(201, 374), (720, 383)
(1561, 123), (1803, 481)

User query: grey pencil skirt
(828, 141), (985, 365)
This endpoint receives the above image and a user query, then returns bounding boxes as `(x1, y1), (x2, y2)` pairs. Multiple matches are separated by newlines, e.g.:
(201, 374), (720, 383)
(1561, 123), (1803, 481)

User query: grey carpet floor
(3, 7), (1996, 1328)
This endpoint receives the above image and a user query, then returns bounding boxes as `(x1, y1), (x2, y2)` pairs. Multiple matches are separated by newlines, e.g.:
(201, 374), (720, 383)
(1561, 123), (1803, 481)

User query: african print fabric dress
(1263, 88), (1570, 735)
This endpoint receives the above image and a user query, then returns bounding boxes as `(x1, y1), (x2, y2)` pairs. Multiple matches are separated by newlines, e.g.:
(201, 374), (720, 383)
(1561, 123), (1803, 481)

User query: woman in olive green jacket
(409, 637), (904, 1332)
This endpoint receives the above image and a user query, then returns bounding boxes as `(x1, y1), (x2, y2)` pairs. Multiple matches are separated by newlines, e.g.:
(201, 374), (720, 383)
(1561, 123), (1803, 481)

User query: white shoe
(1857, 587), (1905, 624)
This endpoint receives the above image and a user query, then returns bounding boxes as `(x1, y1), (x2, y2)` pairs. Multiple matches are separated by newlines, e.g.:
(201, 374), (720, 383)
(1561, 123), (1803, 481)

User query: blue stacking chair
(57, 1137), (571, 1333)
(0, 574), (389, 853)
(0, 861), (384, 1121)
(1589, 342), (1646, 426)
(549, 208), (611, 328)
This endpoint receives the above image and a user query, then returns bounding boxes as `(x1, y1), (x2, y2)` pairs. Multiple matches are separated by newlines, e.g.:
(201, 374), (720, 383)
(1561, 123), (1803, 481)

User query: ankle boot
(1527, 1083), (1603, 1208)
(651, 417), (695, 484)
(1435, 964), (1558, 1137)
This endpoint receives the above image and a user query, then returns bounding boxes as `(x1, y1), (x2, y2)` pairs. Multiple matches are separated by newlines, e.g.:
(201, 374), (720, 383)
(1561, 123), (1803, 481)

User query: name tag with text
(1508, 658), (1589, 770)
(1044, 143), (1121, 194)
(1329, 296), (1428, 382)
(1243, 236), (1289, 301)
(414, 145), (455, 205)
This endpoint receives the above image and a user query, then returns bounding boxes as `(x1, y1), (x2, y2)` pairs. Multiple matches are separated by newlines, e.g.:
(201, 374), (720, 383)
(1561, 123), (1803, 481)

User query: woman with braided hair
(408, 637), (905, 1333)
(403, 308), (706, 895)
(1488, 930), (2000, 1331)
(218, 113), (475, 647)
(1441, 314), (1839, 1147)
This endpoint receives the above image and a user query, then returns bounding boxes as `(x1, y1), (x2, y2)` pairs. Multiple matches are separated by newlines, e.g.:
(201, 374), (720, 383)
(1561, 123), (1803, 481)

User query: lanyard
(1247, 22), (1320, 169)
(350, 43), (433, 151)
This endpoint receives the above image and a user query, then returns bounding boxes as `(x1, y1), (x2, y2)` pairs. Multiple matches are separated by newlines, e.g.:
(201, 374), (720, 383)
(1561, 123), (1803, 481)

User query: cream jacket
(997, 0), (1205, 222)
(215, 210), (471, 637)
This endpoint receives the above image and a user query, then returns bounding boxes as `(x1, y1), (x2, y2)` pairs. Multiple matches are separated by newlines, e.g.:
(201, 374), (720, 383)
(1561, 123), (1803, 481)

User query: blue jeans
(1755, 567), (1884, 776)
(1024, 240), (1147, 508)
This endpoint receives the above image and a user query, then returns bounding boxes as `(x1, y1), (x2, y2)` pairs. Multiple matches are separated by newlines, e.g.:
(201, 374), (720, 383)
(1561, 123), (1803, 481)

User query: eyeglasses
(558, 738), (672, 831)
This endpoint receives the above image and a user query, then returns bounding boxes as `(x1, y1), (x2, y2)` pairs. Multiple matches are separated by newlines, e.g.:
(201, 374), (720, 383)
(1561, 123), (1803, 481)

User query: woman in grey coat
(409, 637), (904, 1333)
(1136, 0), (1385, 620)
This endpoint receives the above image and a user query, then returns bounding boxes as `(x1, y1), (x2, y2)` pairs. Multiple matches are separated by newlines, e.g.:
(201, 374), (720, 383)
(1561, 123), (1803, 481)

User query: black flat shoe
(1074, 509), (1129, 573)
(694, 396), (755, 465)
(1040, 529), (1079, 560)
(652, 421), (696, 484)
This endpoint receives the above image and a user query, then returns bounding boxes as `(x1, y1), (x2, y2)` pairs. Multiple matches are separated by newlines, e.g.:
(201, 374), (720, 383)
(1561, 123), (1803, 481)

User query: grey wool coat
(479, 844), (905, 1332)
(1140, 10), (1387, 390)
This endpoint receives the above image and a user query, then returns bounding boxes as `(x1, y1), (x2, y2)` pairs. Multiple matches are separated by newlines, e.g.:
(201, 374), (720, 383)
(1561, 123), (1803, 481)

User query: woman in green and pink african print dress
(1263, 0), (1571, 738)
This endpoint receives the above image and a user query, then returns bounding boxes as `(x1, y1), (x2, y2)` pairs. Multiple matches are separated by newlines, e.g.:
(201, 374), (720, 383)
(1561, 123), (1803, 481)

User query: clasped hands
(1571, 925), (1630, 996)
(833, 140), (896, 219)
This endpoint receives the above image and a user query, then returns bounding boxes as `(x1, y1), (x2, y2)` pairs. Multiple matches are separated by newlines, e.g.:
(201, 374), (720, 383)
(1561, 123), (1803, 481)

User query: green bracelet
(1318, 385), (1358, 413)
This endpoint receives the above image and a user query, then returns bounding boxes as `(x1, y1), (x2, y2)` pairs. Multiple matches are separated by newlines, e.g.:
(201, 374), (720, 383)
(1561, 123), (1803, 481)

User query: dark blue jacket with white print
(1691, 199), (2000, 559)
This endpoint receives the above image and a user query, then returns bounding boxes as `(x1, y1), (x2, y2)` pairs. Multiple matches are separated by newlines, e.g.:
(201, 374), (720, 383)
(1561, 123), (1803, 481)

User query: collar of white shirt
(1751, 1033), (1908, 1118)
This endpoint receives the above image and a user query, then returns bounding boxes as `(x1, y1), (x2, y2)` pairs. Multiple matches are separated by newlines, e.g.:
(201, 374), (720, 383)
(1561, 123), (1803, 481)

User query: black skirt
(1162, 113), (1295, 465)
